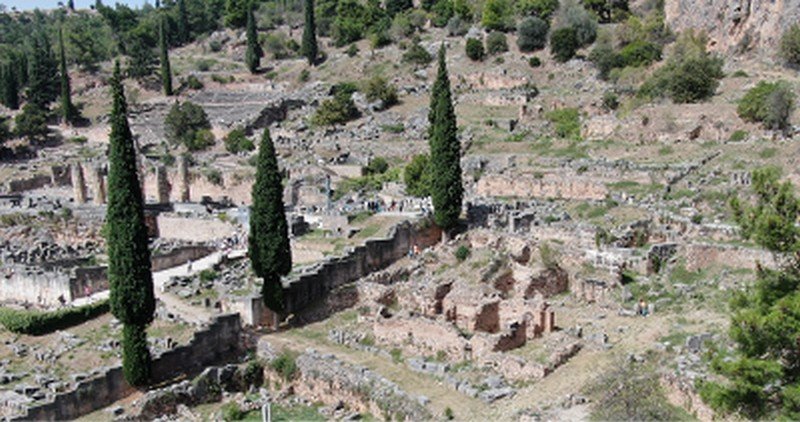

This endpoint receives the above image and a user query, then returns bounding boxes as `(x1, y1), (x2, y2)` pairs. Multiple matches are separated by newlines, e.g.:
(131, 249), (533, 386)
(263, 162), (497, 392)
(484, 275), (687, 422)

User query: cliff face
(664, 0), (800, 57)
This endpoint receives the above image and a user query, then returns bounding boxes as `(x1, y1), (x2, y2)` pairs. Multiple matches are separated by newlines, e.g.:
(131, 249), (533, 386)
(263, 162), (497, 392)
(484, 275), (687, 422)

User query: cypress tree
(67, 0), (75, 10)
(427, 45), (462, 234)
(176, 0), (190, 45)
(249, 128), (292, 313)
(27, 30), (59, 110)
(245, 2), (261, 74)
(106, 61), (155, 387)
(300, 0), (318, 65)
(58, 26), (77, 124)
(1, 63), (19, 110)
(159, 16), (173, 96)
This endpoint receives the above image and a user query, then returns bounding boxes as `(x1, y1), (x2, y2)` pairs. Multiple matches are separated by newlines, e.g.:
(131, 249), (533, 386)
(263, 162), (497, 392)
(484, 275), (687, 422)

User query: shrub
(602, 91), (619, 111)
(539, 242), (560, 269)
(404, 154), (431, 197)
(402, 42), (433, 65)
(220, 402), (246, 421)
(780, 24), (800, 67)
(363, 157), (389, 176)
(455, 245), (470, 261)
(529, 56), (542, 67)
(444, 407), (455, 420)
(737, 81), (795, 131)
(729, 130), (748, 142)
(312, 92), (360, 126)
(546, 107), (581, 139)
(390, 347), (403, 363)
(550, 27), (579, 62)
(164, 101), (214, 151)
(298, 69), (310, 82)
(446, 16), (469, 36)
(481, 0), (512, 31)
(465, 38), (485, 61)
(243, 360), (264, 387)
(363, 76), (399, 107)
(14, 103), (49, 143)
(198, 269), (218, 282)
(517, 17), (549, 52)
(517, 0), (559, 19)
(0, 300), (109, 335)
(270, 351), (298, 380)
(486, 31), (509, 55)
(185, 75), (204, 90)
(205, 168), (223, 185)
(224, 128), (255, 154)
(555, 0), (597, 47)
(346, 43), (359, 57)
(589, 42), (624, 80)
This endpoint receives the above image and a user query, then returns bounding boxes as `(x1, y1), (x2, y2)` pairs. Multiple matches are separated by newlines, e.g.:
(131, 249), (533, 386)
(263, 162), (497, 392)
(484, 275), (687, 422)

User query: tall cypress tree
(1, 63), (18, 110)
(249, 128), (292, 313)
(58, 26), (77, 124)
(428, 45), (462, 234)
(159, 16), (173, 96)
(245, 2), (261, 74)
(67, 0), (75, 10)
(300, 0), (318, 65)
(176, 0), (190, 45)
(106, 61), (155, 387)
(27, 30), (59, 110)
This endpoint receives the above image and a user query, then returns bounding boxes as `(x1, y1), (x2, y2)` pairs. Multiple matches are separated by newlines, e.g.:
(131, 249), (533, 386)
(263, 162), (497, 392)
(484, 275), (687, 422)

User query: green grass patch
(0, 300), (109, 335)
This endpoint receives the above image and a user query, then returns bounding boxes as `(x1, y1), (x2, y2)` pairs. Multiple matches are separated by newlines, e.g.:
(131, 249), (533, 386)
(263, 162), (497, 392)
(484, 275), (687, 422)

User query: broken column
(90, 164), (106, 205)
(156, 165), (170, 204)
(70, 163), (87, 204)
(177, 155), (190, 202)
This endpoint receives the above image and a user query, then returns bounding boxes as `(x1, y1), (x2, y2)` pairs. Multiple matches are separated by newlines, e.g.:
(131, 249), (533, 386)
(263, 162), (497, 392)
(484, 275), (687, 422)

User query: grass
(355, 224), (381, 239)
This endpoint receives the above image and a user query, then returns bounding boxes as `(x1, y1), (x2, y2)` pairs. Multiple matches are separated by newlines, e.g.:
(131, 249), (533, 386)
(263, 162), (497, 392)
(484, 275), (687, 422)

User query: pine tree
(249, 128), (292, 313)
(245, 1), (262, 74)
(106, 61), (155, 387)
(159, 16), (173, 96)
(67, 0), (75, 10)
(300, 0), (318, 65)
(1, 63), (19, 110)
(27, 30), (59, 110)
(427, 45), (462, 233)
(58, 26), (77, 124)
(176, 0), (190, 45)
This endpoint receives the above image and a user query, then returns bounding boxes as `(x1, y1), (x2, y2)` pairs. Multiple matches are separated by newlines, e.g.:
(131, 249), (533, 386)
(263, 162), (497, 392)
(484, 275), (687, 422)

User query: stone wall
(156, 215), (238, 242)
(5, 174), (52, 194)
(476, 174), (608, 201)
(679, 243), (775, 272)
(14, 314), (241, 421)
(282, 221), (442, 314)
(151, 245), (215, 272)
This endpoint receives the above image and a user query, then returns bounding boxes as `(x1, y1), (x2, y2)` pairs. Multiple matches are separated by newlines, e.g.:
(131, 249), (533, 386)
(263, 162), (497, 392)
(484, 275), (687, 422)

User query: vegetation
(58, 26), (78, 124)
(271, 351), (298, 380)
(428, 46), (462, 233)
(404, 154), (431, 197)
(106, 62), (155, 387)
(224, 128), (255, 154)
(554, 0), (597, 47)
(486, 32), (509, 55)
(249, 129), (292, 313)
(780, 24), (800, 68)
(550, 27), (579, 62)
(517, 17), (549, 52)
(465, 38), (485, 61)
(737, 81), (795, 132)
(402, 41), (433, 65)
(455, 245), (470, 261)
(699, 167), (800, 419)
(301, 0), (318, 64)
(159, 16), (173, 96)
(0, 300), (109, 335)
(481, 0), (513, 31)
(546, 107), (581, 139)
(245, 2), (262, 73)
(164, 101), (214, 151)
(362, 76), (398, 108)
(311, 90), (360, 126)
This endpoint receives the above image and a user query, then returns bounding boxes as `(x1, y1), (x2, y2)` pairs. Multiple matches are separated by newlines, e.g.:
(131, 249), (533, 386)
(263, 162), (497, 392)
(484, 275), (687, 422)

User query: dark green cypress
(27, 31), (59, 110)
(1, 63), (19, 110)
(428, 45), (462, 233)
(245, 2), (261, 74)
(67, 0), (75, 10)
(300, 0), (318, 65)
(106, 61), (155, 387)
(58, 26), (76, 124)
(249, 128), (292, 313)
(176, 0), (190, 45)
(159, 16), (173, 96)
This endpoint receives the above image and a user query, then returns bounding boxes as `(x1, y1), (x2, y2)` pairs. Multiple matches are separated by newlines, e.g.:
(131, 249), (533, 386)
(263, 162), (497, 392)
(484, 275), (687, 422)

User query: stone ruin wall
(13, 314), (241, 421)
(155, 215), (238, 243)
(476, 174), (609, 201)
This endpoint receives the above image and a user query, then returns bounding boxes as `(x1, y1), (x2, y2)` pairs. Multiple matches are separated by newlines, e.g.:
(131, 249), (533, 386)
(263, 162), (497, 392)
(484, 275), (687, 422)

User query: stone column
(546, 309), (555, 333)
(91, 164), (106, 205)
(70, 163), (87, 204)
(156, 165), (170, 204)
(177, 156), (190, 203)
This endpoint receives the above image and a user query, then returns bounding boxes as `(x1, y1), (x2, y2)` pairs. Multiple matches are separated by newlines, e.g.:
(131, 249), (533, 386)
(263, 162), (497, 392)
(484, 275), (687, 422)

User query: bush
(363, 157), (389, 176)
(446, 16), (469, 36)
(299, 69), (310, 82)
(780, 24), (800, 67)
(602, 91), (619, 111)
(198, 269), (218, 282)
(346, 43), (359, 57)
(486, 31), (509, 55)
(455, 245), (470, 261)
(404, 154), (431, 197)
(618, 40), (661, 67)
(270, 351), (298, 380)
(589, 42), (624, 80)
(164, 101), (214, 151)
(402, 42), (433, 65)
(550, 27), (579, 62)
(517, 17), (549, 52)
(185, 75), (204, 90)
(224, 128), (256, 154)
(243, 360), (264, 387)
(14, 103), (49, 143)
(0, 300), (109, 335)
(481, 0), (512, 31)
(528, 56), (542, 67)
(555, 0), (597, 47)
(517, 0), (559, 19)
(465, 38), (485, 61)
(312, 92), (360, 126)
(546, 107), (581, 139)
(363, 76), (399, 107)
(737, 81), (795, 131)
(220, 402), (246, 421)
